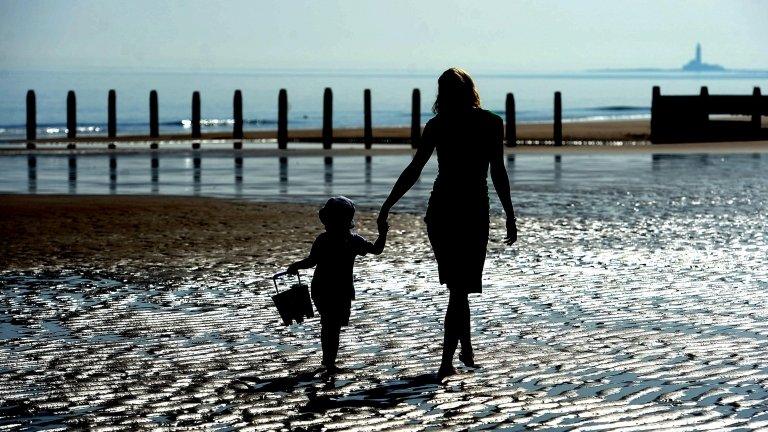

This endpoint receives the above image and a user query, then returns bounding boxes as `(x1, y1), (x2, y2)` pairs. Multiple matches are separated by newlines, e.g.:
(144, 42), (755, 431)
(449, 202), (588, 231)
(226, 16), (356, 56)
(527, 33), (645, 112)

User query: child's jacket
(309, 232), (375, 303)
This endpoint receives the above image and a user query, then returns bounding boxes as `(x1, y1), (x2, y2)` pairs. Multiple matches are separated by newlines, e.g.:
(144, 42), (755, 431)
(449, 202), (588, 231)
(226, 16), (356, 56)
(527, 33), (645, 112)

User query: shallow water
(2, 152), (768, 218)
(2, 153), (768, 429)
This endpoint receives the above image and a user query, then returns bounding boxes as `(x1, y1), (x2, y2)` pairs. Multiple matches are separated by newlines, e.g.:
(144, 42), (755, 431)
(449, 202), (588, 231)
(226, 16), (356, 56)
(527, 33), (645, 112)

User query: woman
(378, 68), (517, 378)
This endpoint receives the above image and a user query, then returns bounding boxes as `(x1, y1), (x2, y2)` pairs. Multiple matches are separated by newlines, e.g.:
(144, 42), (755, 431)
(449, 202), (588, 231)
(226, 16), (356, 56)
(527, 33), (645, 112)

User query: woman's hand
(377, 219), (389, 236)
(505, 217), (517, 245)
(377, 207), (390, 229)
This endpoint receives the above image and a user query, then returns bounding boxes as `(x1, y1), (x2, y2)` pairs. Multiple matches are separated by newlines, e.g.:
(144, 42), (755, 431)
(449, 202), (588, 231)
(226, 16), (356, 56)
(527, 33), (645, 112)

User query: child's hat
(319, 196), (356, 227)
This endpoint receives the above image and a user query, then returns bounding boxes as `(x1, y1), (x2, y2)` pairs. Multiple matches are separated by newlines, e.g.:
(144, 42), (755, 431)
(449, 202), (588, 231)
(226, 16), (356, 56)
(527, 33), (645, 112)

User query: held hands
(505, 216), (518, 245)
(376, 207), (389, 230)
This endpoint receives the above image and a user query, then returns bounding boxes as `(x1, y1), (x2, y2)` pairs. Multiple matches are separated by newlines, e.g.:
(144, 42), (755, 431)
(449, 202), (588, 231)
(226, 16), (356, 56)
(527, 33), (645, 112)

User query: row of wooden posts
(24, 89), (567, 148)
(650, 85), (766, 143)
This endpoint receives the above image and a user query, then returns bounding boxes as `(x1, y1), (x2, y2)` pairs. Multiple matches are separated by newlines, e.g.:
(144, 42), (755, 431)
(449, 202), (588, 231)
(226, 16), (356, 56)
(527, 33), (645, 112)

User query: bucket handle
(272, 271), (302, 294)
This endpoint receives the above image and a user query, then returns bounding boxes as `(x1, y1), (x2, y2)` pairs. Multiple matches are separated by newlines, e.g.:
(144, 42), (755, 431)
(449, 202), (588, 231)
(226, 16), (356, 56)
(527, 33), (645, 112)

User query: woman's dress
(423, 108), (503, 293)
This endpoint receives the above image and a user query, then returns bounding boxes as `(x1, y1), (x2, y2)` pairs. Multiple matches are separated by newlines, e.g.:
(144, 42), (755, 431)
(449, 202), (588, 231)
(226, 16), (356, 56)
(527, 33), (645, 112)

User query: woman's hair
(432, 67), (481, 115)
(319, 196), (356, 230)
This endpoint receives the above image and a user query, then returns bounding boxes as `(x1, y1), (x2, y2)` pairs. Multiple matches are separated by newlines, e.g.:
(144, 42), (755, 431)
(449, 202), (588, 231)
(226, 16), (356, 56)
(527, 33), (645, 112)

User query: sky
(1, 0), (767, 73)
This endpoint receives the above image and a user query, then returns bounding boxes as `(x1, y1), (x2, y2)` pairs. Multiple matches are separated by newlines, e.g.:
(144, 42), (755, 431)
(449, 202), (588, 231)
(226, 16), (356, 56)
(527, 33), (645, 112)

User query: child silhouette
(287, 196), (388, 372)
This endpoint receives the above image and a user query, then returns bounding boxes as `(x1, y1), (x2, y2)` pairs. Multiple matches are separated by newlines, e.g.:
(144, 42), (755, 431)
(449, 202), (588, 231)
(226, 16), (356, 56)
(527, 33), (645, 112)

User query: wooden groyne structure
(21, 89), (572, 149)
(651, 86), (767, 143)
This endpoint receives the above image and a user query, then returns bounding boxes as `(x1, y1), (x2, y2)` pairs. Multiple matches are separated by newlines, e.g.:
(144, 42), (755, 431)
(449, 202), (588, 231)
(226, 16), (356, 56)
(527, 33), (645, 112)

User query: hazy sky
(1, 0), (766, 72)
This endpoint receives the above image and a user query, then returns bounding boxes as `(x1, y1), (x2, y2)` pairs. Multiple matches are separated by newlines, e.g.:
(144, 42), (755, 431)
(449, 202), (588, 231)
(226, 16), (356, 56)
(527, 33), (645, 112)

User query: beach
(0, 195), (418, 278)
(4, 0), (768, 428)
(2, 184), (768, 429)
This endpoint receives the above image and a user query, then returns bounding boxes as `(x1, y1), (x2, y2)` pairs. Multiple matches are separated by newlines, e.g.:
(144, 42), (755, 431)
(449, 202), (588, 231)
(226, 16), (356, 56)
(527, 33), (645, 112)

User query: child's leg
(320, 314), (342, 368)
(320, 315), (332, 366)
(327, 320), (342, 367)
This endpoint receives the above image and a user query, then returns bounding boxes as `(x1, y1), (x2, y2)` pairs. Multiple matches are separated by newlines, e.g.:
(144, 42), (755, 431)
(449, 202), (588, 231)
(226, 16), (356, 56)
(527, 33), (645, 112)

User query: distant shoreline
(2, 119), (651, 145)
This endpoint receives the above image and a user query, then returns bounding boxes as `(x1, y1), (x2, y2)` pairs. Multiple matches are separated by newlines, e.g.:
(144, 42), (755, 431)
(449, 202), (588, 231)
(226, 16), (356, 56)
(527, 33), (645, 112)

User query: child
(287, 196), (388, 372)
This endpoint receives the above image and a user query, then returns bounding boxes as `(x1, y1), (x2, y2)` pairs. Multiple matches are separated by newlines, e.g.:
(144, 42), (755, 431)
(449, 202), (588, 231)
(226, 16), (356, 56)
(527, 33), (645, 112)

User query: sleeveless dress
(423, 108), (503, 293)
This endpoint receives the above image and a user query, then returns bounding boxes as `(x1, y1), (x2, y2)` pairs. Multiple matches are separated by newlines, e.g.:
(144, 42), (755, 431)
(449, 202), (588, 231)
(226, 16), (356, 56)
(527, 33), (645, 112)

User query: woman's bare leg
(458, 296), (474, 364)
(439, 289), (467, 376)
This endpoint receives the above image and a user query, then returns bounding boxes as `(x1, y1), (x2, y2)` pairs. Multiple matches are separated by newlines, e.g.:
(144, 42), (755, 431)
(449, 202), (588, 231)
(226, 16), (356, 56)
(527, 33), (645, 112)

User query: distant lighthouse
(682, 43), (724, 72)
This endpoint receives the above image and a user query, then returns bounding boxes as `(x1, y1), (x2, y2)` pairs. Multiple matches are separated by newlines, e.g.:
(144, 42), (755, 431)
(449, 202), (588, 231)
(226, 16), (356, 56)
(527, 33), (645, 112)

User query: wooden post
(411, 88), (421, 149)
(700, 86), (709, 126)
(278, 89), (288, 149)
(192, 91), (201, 138)
(322, 87), (332, 149)
(67, 90), (76, 139)
(108, 89), (117, 138)
(752, 87), (761, 131)
(150, 90), (159, 138)
(364, 89), (372, 149)
(505, 92), (516, 147)
(553, 91), (562, 146)
(650, 86), (660, 141)
(233, 89), (243, 139)
(26, 90), (36, 142)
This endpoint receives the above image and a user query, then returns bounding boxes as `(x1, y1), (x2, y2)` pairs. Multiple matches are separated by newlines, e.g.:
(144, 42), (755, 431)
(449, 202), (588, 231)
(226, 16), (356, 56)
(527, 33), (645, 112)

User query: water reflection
(151, 153), (159, 194)
(193, 154), (201, 195)
(109, 156), (117, 193)
(27, 155), (36, 193)
(324, 156), (333, 195)
(279, 156), (288, 194)
(234, 155), (243, 197)
(6, 153), (767, 210)
(324, 156), (333, 183)
(506, 154), (515, 181)
(365, 156), (372, 194)
(68, 155), (77, 194)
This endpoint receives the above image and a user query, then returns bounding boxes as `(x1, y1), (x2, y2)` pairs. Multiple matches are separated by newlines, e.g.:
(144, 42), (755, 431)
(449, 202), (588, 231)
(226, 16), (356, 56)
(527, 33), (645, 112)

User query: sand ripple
(2, 206), (768, 430)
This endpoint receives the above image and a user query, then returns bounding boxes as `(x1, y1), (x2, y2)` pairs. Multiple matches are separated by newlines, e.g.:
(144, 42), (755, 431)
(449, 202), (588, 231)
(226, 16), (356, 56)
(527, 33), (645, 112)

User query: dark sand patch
(0, 195), (420, 278)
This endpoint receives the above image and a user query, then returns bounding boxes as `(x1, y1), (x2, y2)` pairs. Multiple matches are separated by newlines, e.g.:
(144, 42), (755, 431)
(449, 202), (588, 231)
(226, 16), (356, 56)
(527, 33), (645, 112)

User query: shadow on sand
(235, 370), (441, 411)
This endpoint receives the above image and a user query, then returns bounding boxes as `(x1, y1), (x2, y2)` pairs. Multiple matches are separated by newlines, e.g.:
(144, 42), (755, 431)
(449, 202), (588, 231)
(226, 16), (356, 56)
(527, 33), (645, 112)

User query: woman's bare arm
(378, 128), (435, 219)
(489, 117), (517, 244)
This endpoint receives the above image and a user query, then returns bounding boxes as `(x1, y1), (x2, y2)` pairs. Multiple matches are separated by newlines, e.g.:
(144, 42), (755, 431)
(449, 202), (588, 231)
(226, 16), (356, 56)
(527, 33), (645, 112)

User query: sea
(0, 68), (766, 141)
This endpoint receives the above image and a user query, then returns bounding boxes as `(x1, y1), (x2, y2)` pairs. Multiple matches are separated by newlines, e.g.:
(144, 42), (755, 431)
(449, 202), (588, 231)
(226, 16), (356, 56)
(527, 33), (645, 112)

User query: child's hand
(286, 263), (300, 275)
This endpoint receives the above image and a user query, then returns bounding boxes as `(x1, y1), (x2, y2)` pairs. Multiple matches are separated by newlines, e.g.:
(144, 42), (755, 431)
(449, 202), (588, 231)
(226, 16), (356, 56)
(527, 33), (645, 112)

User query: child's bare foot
(325, 364), (342, 374)
(437, 365), (458, 379)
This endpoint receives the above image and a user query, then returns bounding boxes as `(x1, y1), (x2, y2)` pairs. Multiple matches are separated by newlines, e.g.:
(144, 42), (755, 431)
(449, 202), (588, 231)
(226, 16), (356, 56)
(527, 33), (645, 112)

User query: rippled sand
(2, 204), (768, 429)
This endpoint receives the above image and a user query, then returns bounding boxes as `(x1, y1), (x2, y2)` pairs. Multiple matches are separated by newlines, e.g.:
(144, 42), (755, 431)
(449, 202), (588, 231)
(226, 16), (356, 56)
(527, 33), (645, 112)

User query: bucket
(271, 271), (314, 326)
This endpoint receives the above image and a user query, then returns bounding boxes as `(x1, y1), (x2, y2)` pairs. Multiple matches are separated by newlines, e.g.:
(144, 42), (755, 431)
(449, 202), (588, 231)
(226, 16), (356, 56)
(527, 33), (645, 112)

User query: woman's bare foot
(458, 350), (478, 368)
(437, 365), (458, 379)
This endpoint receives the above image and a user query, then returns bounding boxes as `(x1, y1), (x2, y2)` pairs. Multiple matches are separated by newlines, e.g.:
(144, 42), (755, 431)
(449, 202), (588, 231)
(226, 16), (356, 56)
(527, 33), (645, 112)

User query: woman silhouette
(378, 68), (517, 378)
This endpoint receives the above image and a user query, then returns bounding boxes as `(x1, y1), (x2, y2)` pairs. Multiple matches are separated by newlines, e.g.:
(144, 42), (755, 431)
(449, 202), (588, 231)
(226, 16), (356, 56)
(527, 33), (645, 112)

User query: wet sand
(0, 195), (417, 278)
(2, 195), (768, 429)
